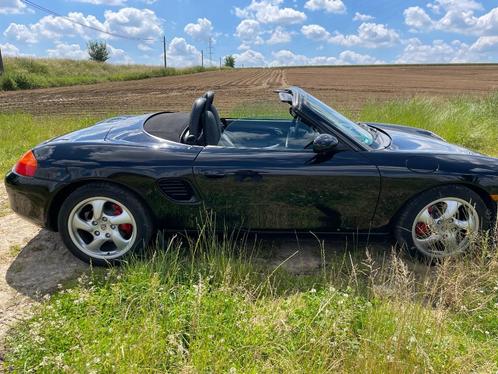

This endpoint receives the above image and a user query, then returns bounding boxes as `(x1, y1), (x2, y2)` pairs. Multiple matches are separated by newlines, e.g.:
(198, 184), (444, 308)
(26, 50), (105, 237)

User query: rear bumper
(4, 171), (54, 228)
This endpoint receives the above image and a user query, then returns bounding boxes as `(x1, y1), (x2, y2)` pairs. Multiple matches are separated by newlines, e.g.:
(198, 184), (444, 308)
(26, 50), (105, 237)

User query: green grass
(358, 94), (498, 157)
(0, 57), (220, 91)
(3, 223), (498, 372)
(2, 94), (498, 372)
(0, 113), (105, 174)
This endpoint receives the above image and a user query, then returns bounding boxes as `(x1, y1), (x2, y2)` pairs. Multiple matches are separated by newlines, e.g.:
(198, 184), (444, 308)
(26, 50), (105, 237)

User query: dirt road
(1, 65), (498, 116)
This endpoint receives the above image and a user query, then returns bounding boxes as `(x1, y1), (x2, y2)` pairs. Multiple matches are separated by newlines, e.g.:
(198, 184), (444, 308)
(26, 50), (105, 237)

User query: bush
(1, 74), (17, 90)
(13, 72), (35, 89)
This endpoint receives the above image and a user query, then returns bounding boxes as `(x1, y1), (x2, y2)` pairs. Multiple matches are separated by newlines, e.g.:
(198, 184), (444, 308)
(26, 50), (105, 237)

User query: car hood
(367, 122), (481, 155)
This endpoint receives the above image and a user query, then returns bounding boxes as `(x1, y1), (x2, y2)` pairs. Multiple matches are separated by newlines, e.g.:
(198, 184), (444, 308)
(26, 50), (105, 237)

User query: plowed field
(1, 65), (498, 116)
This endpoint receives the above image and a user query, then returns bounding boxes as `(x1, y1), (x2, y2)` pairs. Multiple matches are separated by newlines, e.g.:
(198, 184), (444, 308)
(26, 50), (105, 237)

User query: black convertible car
(5, 87), (498, 265)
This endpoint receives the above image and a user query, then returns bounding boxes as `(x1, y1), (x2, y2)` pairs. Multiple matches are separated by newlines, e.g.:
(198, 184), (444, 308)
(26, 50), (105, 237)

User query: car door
(192, 120), (381, 232)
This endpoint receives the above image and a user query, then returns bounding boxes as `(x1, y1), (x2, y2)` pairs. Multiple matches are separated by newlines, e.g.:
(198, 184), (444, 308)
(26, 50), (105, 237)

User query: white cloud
(235, 0), (306, 25)
(304, 0), (346, 14)
(404, 1), (498, 36)
(184, 18), (213, 40)
(166, 37), (202, 67)
(397, 35), (498, 64)
(104, 7), (162, 40)
(0, 42), (21, 56)
(4, 23), (38, 44)
(235, 19), (263, 47)
(267, 26), (292, 44)
(353, 12), (374, 22)
(72, 0), (126, 5)
(330, 23), (400, 47)
(233, 49), (267, 67)
(4, 13), (107, 43)
(404, 7), (433, 31)
(269, 49), (384, 66)
(47, 42), (87, 59)
(3, 7), (163, 45)
(301, 24), (331, 41)
(302, 22), (400, 48)
(337, 50), (384, 64)
(470, 35), (498, 52)
(108, 44), (134, 64)
(138, 43), (152, 51)
(0, 0), (27, 14)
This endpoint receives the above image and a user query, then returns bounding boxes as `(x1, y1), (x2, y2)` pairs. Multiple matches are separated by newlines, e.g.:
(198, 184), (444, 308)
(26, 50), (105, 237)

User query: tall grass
(359, 93), (498, 157)
(0, 57), (219, 91)
(2, 94), (498, 371)
(4, 217), (497, 372)
(0, 113), (107, 175)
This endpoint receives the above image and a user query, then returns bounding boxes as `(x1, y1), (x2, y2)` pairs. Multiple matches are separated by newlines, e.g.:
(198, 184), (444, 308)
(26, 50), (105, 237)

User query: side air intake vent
(157, 179), (197, 203)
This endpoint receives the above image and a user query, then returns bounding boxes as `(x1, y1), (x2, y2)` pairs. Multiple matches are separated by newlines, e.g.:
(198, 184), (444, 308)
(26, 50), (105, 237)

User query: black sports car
(5, 87), (498, 265)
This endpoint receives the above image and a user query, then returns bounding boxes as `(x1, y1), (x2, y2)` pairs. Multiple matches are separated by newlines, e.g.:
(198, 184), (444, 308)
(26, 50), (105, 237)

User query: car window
(286, 120), (320, 150)
(220, 119), (319, 151)
(303, 93), (374, 146)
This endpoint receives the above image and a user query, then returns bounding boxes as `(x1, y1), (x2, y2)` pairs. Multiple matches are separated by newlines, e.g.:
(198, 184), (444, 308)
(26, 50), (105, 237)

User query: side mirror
(313, 134), (339, 154)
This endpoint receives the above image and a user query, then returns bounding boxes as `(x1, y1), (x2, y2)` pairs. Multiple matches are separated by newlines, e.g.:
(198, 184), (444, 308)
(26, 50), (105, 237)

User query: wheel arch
(388, 182), (497, 231)
(47, 178), (156, 232)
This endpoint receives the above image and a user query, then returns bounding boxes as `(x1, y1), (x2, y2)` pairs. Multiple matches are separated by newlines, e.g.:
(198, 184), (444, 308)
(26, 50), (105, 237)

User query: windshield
(303, 93), (374, 146)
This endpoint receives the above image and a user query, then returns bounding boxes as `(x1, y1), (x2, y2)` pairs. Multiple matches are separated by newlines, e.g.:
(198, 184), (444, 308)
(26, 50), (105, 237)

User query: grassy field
(0, 57), (217, 91)
(2, 94), (498, 372)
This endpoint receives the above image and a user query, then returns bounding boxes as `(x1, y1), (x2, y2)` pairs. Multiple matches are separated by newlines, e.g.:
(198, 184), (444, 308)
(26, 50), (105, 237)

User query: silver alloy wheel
(411, 197), (480, 258)
(67, 196), (137, 260)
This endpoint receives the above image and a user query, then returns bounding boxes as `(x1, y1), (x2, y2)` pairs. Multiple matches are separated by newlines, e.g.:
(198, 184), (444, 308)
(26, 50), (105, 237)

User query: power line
(208, 37), (213, 66)
(20, 0), (157, 42)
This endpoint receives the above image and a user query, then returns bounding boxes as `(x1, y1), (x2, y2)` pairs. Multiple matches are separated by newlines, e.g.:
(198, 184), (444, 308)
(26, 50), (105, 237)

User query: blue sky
(1, 0), (498, 66)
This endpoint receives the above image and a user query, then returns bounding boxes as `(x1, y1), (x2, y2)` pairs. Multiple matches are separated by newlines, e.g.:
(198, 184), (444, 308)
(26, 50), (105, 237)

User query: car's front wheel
(394, 185), (492, 261)
(58, 183), (153, 266)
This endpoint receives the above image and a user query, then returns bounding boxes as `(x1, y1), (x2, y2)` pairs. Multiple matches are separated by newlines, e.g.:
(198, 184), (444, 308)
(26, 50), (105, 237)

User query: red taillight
(14, 150), (38, 177)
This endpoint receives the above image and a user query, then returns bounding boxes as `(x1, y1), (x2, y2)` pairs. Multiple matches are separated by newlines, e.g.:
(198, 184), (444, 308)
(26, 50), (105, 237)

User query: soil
(1, 65), (497, 116)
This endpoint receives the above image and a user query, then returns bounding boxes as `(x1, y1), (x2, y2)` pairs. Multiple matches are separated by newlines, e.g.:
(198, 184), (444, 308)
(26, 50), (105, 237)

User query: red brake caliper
(112, 203), (133, 238)
(415, 206), (433, 237)
(415, 222), (430, 237)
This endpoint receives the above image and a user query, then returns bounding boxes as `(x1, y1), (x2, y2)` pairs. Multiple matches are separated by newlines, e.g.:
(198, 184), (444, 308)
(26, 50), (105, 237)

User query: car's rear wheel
(58, 183), (153, 266)
(394, 185), (492, 261)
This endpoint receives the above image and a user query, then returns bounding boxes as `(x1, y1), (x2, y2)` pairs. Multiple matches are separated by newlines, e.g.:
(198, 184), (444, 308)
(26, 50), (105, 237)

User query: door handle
(201, 169), (226, 178)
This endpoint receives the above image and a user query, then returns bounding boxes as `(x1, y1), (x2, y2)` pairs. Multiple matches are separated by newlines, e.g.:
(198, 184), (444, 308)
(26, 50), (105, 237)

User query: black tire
(58, 182), (154, 266)
(394, 185), (492, 262)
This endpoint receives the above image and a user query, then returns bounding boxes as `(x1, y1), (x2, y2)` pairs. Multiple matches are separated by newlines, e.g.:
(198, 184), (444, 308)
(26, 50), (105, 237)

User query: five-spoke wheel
(59, 183), (153, 265)
(68, 197), (137, 260)
(395, 185), (492, 261)
(411, 198), (479, 257)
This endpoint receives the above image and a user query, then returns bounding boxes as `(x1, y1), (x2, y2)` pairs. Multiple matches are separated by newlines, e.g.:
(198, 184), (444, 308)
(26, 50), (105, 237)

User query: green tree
(87, 40), (110, 63)
(224, 55), (235, 68)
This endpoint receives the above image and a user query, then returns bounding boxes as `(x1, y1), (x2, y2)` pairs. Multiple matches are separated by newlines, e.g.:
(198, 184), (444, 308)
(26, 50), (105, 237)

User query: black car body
(5, 87), (498, 264)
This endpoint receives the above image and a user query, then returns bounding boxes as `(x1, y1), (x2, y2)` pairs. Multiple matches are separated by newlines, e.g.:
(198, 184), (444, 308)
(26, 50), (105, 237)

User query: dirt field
(1, 65), (498, 116)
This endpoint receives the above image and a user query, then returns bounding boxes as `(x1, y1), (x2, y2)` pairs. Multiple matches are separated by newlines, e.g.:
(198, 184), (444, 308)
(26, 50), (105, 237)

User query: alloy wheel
(411, 197), (480, 258)
(67, 196), (137, 260)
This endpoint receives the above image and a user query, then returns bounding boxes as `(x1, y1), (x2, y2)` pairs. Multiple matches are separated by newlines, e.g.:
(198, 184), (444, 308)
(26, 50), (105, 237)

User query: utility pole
(201, 50), (204, 68)
(219, 57), (222, 69)
(162, 35), (167, 69)
(208, 37), (213, 67)
(0, 47), (4, 75)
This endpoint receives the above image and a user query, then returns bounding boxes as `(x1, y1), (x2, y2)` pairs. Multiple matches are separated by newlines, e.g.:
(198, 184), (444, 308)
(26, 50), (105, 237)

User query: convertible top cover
(144, 112), (190, 142)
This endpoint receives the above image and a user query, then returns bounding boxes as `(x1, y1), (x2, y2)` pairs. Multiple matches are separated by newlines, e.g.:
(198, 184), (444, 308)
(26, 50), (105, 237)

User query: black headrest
(204, 91), (215, 108)
(189, 97), (206, 141)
